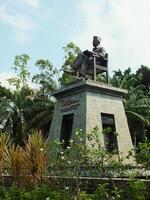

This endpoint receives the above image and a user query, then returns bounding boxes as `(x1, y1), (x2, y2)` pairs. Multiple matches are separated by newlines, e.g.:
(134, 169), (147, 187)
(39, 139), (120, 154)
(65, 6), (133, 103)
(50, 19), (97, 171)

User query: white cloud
(20, 0), (40, 8)
(71, 0), (150, 73)
(0, 3), (37, 44)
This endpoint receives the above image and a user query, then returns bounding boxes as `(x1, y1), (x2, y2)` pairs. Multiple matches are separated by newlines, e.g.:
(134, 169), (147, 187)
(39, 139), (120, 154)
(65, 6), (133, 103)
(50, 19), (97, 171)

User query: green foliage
(0, 186), (5, 200)
(136, 142), (150, 169)
(32, 59), (59, 97)
(0, 182), (148, 200)
(92, 184), (124, 200)
(0, 131), (150, 199)
(80, 192), (92, 200)
(60, 42), (81, 86)
(8, 54), (30, 89)
(30, 59), (59, 135)
(110, 67), (150, 145)
(126, 180), (148, 200)
(62, 42), (81, 68)
(136, 65), (150, 96)
(0, 55), (34, 145)
(28, 97), (54, 137)
(1, 87), (34, 146)
(0, 185), (70, 200)
(92, 183), (109, 200)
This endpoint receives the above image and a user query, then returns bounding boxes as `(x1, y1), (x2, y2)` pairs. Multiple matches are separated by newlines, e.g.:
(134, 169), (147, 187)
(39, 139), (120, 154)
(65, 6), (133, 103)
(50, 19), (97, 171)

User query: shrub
(92, 183), (110, 200)
(4, 145), (26, 186)
(24, 132), (48, 184)
(0, 133), (10, 187)
(136, 142), (150, 169)
(0, 185), (70, 200)
(126, 180), (147, 200)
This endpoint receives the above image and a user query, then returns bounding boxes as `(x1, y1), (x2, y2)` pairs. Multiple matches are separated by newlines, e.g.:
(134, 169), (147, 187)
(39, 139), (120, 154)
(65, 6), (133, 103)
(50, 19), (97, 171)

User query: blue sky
(0, 0), (150, 87)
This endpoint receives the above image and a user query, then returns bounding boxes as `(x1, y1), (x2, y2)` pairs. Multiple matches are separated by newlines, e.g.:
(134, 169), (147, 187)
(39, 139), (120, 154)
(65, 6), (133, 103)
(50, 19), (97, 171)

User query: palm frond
(126, 111), (149, 126)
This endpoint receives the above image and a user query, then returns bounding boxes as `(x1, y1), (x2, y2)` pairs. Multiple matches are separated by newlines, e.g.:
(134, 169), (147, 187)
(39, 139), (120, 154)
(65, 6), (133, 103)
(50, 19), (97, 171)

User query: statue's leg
(71, 53), (83, 69)
(80, 59), (88, 77)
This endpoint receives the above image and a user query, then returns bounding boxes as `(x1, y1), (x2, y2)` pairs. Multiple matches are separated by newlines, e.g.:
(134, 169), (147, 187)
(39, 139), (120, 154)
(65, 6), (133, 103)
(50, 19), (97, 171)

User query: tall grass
(0, 133), (10, 188)
(4, 144), (26, 186)
(0, 131), (48, 186)
(24, 132), (48, 184)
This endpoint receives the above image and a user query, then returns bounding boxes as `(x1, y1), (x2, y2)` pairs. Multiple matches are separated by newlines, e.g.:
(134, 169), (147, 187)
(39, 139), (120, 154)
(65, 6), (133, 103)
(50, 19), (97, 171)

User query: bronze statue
(64, 36), (108, 80)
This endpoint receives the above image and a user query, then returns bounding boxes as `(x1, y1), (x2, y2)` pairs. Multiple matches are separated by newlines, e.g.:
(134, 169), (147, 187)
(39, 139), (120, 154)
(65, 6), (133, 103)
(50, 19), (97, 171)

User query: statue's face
(93, 38), (100, 47)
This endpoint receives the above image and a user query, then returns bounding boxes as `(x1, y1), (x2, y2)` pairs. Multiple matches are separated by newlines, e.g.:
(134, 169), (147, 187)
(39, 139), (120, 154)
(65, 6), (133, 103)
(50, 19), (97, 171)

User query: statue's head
(93, 36), (101, 47)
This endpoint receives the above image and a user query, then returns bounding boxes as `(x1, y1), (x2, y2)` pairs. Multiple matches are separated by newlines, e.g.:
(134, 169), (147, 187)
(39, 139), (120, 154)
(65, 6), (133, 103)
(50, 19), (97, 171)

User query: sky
(0, 0), (150, 87)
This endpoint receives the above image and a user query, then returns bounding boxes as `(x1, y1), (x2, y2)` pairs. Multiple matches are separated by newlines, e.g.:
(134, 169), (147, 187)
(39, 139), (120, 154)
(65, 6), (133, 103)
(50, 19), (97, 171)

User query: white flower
(40, 148), (43, 151)
(60, 151), (64, 154)
(65, 186), (69, 190)
(70, 140), (74, 143)
(67, 146), (70, 149)
(68, 161), (71, 164)
(46, 197), (50, 200)
(75, 131), (79, 135)
(80, 138), (83, 141)
(61, 156), (65, 160)
(80, 129), (83, 132)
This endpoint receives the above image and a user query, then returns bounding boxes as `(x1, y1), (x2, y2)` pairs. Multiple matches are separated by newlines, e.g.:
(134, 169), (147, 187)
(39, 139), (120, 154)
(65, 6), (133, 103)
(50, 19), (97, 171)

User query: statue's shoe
(64, 68), (76, 75)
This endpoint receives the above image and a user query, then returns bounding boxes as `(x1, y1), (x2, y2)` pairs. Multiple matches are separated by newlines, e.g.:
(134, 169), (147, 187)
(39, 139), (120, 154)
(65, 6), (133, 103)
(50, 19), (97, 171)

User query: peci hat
(93, 36), (101, 42)
(93, 36), (101, 47)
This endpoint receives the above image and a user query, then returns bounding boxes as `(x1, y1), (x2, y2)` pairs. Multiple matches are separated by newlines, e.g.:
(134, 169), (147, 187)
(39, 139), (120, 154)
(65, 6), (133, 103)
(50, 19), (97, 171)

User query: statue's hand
(93, 53), (99, 57)
(83, 50), (93, 57)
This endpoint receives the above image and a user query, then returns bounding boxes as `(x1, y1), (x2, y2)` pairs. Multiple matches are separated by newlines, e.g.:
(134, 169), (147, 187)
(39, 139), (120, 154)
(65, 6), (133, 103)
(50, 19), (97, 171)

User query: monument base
(49, 80), (134, 164)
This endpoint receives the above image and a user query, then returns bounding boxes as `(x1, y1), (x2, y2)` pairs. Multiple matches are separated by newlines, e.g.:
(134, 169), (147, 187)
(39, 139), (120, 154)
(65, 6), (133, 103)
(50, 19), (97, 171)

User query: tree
(27, 97), (54, 137)
(110, 68), (150, 145)
(0, 85), (34, 146)
(136, 65), (150, 96)
(60, 42), (81, 86)
(29, 59), (59, 136)
(0, 54), (33, 145)
(8, 54), (30, 89)
(32, 59), (59, 98)
(29, 44), (81, 135)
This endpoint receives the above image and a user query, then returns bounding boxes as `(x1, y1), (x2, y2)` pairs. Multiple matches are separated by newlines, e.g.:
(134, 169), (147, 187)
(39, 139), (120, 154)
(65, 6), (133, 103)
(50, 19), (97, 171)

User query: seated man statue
(65, 36), (107, 78)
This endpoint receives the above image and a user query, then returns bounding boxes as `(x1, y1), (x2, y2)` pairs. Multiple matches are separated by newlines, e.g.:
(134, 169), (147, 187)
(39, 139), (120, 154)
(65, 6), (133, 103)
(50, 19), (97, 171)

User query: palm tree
(110, 68), (150, 145)
(0, 85), (34, 145)
(27, 97), (54, 138)
(124, 88), (150, 145)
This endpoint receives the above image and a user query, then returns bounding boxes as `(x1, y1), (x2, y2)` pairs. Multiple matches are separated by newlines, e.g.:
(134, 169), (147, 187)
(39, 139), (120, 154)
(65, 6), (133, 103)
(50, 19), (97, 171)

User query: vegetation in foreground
(0, 181), (149, 200)
(0, 130), (150, 199)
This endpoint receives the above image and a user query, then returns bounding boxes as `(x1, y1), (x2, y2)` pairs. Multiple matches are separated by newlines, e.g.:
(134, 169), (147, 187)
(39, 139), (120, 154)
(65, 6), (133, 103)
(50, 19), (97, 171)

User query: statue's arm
(94, 47), (106, 58)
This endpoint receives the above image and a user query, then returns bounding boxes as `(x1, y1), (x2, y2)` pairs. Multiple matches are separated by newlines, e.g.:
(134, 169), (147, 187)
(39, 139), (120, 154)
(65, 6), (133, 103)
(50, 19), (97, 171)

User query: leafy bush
(0, 186), (5, 200)
(126, 180), (147, 200)
(92, 183), (110, 200)
(0, 181), (149, 200)
(0, 185), (70, 200)
(80, 191), (92, 200)
(136, 142), (150, 169)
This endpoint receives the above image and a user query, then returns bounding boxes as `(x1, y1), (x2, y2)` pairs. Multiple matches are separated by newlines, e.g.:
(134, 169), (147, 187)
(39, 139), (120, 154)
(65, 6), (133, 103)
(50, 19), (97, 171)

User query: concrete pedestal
(49, 80), (133, 161)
